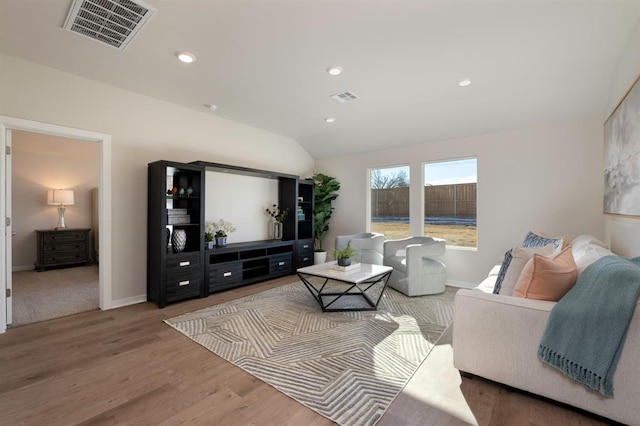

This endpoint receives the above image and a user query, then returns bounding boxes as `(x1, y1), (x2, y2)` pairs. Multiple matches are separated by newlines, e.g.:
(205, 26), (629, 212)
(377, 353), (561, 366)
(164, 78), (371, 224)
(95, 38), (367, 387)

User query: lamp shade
(47, 189), (75, 206)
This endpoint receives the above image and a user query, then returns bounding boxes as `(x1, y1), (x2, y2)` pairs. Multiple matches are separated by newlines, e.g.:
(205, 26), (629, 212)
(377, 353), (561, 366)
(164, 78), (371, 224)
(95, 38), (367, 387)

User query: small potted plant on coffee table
(333, 245), (357, 267)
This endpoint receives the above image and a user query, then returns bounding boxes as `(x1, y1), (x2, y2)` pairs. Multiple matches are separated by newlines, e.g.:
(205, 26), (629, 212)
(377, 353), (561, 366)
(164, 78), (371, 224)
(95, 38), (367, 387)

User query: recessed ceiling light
(458, 78), (472, 87)
(206, 104), (218, 112)
(326, 66), (343, 76)
(325, 117), (336, 123)
(176, 51), (196, 63)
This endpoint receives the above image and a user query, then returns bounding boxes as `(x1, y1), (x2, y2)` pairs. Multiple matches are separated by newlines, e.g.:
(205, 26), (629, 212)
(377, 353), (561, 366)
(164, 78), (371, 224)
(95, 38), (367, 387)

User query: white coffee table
(297, 262), (393, 312)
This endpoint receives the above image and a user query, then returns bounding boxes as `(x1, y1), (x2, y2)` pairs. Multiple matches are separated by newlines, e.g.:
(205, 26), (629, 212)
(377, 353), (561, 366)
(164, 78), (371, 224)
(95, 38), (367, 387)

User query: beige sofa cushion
(499, 244), (555, 296)
(513, 246), (578, 301)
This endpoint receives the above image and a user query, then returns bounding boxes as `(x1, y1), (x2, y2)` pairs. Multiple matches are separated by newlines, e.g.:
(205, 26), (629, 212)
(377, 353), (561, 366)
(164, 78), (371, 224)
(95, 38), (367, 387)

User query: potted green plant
(311, 172), (341, 264)
(333, 245), (357, 267)
(211, 218), (236, 246)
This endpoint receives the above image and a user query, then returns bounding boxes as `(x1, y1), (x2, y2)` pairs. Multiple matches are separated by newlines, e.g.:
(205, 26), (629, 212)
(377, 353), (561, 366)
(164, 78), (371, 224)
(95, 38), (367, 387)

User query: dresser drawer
(270, 253), (292, 274)
(42, 242), (86, 253)
(209, 261), (242, 291)
(42, 249), (88, 265)
(297, 253), (313, 268)
(166, 252), (201, 269)
(166, 274), (201, 301)
(297, 239), (314, 256)
(43, 231), (87, 244)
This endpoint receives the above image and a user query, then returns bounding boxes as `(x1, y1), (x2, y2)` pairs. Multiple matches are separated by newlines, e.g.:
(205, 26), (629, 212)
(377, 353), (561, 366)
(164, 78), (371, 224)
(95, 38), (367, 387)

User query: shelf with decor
(296, 179), (314, 268)
(148, 160), (205, 308)
(148, 160), (315, 307)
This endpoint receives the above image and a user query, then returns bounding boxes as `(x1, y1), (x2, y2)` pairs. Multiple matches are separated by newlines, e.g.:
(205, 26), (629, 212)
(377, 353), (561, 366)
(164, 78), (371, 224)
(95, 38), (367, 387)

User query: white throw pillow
(570, 234), (609, 260)
(575, 245), (614, 274)
(499, 244), (555, 296)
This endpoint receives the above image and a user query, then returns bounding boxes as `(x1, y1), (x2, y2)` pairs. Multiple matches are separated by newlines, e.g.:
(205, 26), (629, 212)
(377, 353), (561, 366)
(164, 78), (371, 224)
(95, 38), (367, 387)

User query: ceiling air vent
(330, 91), (359, 103)
(63, 0), (156, 50)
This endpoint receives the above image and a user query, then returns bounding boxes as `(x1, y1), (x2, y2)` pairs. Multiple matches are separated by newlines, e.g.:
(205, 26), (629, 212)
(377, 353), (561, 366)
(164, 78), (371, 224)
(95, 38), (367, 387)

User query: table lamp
(47, 189), (75, 229)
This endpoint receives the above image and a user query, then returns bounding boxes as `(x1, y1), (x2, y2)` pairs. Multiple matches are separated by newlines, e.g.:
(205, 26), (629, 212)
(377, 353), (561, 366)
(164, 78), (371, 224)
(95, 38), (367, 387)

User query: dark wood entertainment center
(147, 160), (314, 308)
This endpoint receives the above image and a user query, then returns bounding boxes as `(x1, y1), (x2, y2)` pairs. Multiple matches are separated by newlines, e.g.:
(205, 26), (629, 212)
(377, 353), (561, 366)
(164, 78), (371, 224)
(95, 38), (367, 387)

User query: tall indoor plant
(312, 172), (341, 264)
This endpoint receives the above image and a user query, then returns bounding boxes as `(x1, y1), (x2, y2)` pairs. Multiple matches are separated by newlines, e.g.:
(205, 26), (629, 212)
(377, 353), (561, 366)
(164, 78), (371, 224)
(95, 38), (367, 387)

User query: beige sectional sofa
(452, 237), (640, 425)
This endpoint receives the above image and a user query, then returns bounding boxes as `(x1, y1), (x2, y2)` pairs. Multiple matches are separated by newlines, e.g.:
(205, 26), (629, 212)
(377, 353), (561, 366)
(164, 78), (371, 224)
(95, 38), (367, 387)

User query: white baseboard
(109, 295), (147, 309)
(12, 265), (34, 272)
(446, 280), (476, 289)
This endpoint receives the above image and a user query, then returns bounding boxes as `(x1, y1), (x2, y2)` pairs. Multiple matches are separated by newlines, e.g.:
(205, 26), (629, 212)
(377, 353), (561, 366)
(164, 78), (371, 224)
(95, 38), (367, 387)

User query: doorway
(11, 130), (99, 326)
(0, 116), (112, 333)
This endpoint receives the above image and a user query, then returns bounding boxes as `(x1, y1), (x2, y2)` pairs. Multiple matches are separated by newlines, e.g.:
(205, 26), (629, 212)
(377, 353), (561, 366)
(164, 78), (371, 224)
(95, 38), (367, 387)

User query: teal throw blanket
(538, 255), (640, 397)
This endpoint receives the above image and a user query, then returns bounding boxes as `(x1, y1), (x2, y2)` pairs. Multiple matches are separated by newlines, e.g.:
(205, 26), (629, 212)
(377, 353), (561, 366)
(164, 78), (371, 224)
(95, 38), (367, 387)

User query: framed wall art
(604, 74), (640, 216)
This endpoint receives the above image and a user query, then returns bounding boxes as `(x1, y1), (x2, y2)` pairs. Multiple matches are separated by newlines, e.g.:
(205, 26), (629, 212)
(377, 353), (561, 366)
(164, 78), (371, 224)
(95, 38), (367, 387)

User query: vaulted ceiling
(1, 0), (639, 158)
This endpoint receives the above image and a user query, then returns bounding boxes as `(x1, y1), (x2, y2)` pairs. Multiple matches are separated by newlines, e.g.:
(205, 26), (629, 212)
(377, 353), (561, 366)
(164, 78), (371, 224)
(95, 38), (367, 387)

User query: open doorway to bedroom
(10, 130), (100, 326)
(1, 115), (112, 334)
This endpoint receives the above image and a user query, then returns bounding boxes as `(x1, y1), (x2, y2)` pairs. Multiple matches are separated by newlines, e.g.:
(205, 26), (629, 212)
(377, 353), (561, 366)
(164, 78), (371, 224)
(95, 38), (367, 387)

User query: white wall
(205, 171), (278, 242)
(11, 131), (98, 269)
(0, 54), (315, 304)
(317, 120), (604, 286)
(603, 17), (640, 258)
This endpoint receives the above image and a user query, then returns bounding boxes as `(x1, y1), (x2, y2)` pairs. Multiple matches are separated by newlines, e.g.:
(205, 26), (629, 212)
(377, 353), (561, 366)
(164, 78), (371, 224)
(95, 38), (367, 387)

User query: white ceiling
(1, 0), (639, 159)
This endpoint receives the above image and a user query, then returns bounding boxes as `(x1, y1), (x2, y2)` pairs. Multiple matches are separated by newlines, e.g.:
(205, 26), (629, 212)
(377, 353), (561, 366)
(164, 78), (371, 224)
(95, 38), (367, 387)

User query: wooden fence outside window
(371, 183), (477, 218)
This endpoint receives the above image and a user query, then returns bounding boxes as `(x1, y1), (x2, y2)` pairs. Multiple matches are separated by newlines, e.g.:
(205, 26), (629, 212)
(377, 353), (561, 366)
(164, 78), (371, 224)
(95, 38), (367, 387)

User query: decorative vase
(273, 221), (283, 240)
(314, 250), (327, 265)
(171, 229), (187, 253)
(337, 257), (351, 267)
(205, 241), (215, 250)
(216, 236), (227, 246)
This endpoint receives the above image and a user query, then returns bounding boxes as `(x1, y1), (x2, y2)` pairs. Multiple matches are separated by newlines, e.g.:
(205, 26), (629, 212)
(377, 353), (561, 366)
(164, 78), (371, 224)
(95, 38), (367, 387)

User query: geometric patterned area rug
(165, 283), (457, 426)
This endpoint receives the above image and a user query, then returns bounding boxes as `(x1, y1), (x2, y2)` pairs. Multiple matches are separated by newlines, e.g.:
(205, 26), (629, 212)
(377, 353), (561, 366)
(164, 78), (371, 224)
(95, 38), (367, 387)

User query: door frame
(0, 116), (112, 333)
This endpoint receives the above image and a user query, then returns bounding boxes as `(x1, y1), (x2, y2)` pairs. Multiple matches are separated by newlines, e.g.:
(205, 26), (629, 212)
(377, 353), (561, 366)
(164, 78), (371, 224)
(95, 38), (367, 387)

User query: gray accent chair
(383, 236), (446, 296)
(334, 232), (385, 265)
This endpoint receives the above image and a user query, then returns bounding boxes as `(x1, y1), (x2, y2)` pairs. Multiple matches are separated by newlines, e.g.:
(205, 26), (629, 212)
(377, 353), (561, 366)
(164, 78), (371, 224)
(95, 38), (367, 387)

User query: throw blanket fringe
(538, 255), (640, 397)
(538, 346), (613, 396)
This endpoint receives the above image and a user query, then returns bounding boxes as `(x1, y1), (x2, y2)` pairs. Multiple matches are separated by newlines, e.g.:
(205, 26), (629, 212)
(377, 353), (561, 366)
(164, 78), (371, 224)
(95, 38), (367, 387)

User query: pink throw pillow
(512, 246), (578, 301)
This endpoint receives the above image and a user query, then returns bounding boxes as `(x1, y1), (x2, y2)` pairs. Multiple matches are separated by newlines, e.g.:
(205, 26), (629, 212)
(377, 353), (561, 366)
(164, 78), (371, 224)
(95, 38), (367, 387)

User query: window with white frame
(370, 165), (410, 239)
(423, 158), (477, 247)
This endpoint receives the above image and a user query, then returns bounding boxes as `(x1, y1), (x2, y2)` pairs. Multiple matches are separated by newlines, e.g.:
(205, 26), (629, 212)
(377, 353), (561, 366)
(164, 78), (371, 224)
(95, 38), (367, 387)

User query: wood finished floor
(0, 276), (610, 425)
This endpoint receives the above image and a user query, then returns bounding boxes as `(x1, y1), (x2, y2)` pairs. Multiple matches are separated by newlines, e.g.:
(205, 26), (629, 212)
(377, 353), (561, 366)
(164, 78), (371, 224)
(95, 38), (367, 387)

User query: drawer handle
(278, 261), (285, 266)
(179, 280), (190, 286)
(303, 244), (309, 249)
(223, 272), (232, 277)
(179, 261), (190, 267)
(303, 257), (309, 261)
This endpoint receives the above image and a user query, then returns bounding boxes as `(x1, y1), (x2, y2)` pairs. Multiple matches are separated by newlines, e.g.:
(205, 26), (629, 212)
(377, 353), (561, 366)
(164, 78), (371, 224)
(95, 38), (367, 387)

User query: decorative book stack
(167, 208), (190, 224)
(331, 262), (361, 272)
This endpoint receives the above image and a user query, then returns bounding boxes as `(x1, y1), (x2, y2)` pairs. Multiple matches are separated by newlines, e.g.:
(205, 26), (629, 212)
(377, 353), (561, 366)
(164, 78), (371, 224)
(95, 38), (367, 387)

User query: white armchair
(334, 232), (385, 265)
(383, 236), (446, 296)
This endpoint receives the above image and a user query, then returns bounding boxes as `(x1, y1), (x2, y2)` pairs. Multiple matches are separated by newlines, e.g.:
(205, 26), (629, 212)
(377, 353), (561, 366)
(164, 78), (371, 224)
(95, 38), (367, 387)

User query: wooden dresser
(35, 229), (92, 271)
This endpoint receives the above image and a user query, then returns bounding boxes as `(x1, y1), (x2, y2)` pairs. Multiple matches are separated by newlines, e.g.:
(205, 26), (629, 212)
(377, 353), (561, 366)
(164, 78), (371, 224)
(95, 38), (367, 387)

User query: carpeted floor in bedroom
(11, 265), (99, 326)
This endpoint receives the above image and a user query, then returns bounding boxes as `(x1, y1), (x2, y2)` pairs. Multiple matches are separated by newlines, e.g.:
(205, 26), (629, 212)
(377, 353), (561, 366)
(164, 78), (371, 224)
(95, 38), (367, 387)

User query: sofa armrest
(454, 289), (557, 389)
(452, 289), (640, 425)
